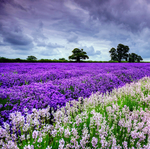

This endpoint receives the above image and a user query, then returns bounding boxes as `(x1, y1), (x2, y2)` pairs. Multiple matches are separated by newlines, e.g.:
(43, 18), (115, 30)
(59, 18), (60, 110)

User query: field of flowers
(1, 63), (150, 148)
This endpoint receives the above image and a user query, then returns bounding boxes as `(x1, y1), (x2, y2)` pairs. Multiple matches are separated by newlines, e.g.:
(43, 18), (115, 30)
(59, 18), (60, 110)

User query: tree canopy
(116, 44), (130, 62)
(27, 55), (37, 61)
(109, 47), (118, 61)
(59, 58), (66, 61)
(128, 53), (143, 62)
(109, 44), (143, 62)
(68, 48), (89, 62)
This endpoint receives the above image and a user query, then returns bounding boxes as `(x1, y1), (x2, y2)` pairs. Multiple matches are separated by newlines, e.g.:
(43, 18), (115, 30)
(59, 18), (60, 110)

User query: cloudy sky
(0, 0), (150, 61)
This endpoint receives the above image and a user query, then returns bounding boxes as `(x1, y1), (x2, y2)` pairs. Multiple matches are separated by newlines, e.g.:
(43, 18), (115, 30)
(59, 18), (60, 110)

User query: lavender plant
(1, 76), (150, 148)
(1, 63), (150, 127)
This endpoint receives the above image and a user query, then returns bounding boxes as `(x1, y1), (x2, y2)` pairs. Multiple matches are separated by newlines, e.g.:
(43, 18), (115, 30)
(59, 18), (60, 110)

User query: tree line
(109, 44), (143, 62)
(0, 43), (143, 62)
(68, 44), (143, 62)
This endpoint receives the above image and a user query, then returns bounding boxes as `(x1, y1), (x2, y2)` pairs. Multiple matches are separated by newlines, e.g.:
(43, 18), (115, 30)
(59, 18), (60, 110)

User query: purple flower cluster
(0, 63), (89, 88)
(1, 63), (150, 126)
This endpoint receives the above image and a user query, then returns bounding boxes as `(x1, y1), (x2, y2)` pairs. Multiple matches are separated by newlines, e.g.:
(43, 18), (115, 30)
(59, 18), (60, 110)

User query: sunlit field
(1, 63), (150, 148)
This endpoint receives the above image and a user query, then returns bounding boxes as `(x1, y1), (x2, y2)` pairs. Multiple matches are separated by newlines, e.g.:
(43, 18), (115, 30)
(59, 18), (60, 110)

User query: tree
(136, 55), (143, 62)
(109, 44), (129, 62)
(117, 44), (129, 62)
(128, 53), (137, 62)
(109, 48), (118, 61)
(27, 55), (37, 61)
(15, 58), (22, 62)
(0, 57), (9, 62)
(59, 58), (66, 61)
(68, 48), (89, 62)
(128, 53), (143, 62)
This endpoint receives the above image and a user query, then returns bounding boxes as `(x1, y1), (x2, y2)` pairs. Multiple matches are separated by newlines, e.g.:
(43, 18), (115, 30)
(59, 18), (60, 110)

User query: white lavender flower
(71, 128), (78, 137)
(64, 127), (70, 138)
(3, 122), (10, 131)
(80, 136), (88, 148)
(51, 129), (57, 137)
(22, 123), (30, 132)
(46, 146), (52, 149)
(122, 141), (128, 149)
(37, 137), (43, 143)
(20, 134), (25, 141)
(58, 138), (65, 149)
(91, 137), (98, 148)
(32, 130), (38, 140)
(2, 140), (19, 149)
(59, 126), (64, 135)
(23, 144), (34, 149)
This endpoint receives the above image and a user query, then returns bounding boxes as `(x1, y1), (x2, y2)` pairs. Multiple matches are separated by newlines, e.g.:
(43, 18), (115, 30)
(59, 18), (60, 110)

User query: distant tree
(0, 57), (9, 62)
(109, 48), (118, 61)
(109, 44), (129, 62)
(59, 58), (66, 61)
(27, 55), (37, 61)
(15, 58), (22, 62)
(128, 53), (143, 62)
(136, 55), (143, 62)
(117, 44), (129, 62)
(128, 53), (136, 62)
(68, 48), (89, 62)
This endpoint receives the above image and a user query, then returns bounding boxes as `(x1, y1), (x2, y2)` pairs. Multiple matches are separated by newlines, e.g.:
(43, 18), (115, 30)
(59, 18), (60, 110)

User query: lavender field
(1, 63), (150, 148)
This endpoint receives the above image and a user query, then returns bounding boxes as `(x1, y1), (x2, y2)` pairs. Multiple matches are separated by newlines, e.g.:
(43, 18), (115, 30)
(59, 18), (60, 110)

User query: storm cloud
(0, 0), (150, 61)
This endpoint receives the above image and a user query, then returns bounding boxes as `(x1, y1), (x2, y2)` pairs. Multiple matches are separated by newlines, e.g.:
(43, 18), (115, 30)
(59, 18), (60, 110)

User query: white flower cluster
(0, 106), (53, 149)
(48, 76), (150, 148)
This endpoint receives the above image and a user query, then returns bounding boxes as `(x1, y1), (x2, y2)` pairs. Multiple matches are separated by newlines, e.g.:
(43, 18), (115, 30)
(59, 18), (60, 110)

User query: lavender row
(55, 69), (147, 101)
(0, 69), (89, 89)
(0, 63), (149, 88)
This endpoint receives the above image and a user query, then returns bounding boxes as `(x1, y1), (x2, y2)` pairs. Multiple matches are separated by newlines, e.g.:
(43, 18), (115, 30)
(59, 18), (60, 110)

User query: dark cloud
(0, 22), (33, 50)
(3, 33), (32, 46)
(2, 30), (32, 46)
(74, 0), (150, 32)
(9, 1), (27, 11)
(32, 21), (48, 41)
(0, 0), (150, 60)
(0, 0), (27, 17)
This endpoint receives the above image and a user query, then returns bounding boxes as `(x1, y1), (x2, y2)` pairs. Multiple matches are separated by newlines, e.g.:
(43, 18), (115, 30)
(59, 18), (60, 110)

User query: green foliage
(109, 44), (143, 63)
(25, 80), (28, 85)
(109, 47), (118, 61)
(13, 71), (18, 74)
(68, 48), (89, 62)
(39, 59), (52, 62)
(27, 55), (37, 61)
(59, 58), (66, 61)
(117, 44), (129, 62)
(0, 57), (10, 62)
(128, 53), (143, 62)
(68, 85), (74, 92)
(15, 58), (23, 62)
